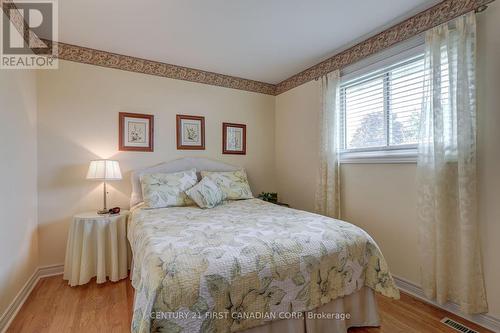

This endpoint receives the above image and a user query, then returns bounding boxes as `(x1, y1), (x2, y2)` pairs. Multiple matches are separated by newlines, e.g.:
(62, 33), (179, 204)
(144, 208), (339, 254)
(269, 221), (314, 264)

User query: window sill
(339, 148), (417, 164)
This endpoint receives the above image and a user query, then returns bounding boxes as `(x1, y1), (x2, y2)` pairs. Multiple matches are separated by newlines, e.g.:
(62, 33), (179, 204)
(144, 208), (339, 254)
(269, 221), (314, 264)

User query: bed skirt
(242, 287), (380, 333)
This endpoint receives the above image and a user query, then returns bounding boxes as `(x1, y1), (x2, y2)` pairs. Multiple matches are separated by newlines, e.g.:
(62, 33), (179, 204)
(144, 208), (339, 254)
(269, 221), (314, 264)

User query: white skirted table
(63, 211), (129, 286)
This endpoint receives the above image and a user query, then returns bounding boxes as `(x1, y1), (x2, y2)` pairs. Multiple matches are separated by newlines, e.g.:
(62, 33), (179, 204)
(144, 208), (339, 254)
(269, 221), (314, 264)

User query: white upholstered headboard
(130, 157), (239, 207)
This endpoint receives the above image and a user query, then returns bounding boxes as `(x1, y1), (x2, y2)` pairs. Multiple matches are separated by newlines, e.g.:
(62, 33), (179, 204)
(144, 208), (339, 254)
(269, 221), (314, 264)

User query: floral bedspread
(128, 199), (399, 333)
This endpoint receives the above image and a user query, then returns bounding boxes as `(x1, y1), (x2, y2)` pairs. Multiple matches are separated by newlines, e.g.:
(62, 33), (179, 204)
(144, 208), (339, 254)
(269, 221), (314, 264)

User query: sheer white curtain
(417, 12), (487, 314)
(315, 70), (341, 219)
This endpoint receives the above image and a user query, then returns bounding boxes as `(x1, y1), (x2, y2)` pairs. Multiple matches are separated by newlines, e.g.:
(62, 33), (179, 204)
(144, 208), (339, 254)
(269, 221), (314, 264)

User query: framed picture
(223, 122), (246, 155)
(176, 114), (205, 150)
(119, 112), (154, 151)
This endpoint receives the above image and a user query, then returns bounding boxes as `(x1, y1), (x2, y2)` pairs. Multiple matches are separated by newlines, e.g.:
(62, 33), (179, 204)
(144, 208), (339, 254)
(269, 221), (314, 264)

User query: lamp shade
(86, 160), (122, 180)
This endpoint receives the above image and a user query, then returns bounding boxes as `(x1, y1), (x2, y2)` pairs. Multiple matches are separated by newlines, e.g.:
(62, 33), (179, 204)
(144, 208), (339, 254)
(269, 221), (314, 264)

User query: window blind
(340, 54), (425, 151)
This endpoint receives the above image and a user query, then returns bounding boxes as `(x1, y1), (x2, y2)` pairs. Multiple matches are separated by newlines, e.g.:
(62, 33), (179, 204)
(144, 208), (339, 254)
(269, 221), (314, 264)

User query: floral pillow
(140, 169), (197, 208)
(185, 177), (225, 209)
(200, 169), (253, 200)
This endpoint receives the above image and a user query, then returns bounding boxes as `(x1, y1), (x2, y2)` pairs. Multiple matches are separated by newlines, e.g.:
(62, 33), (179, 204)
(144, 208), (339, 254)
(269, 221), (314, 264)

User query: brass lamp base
(97, 181), (109, 215)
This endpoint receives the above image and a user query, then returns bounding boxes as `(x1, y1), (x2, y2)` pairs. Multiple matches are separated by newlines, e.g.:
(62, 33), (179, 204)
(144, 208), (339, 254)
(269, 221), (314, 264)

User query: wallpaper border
(1, 0), (495, 96)
(275, 0), (494, 94)
(1, 0), (49, 48)
(46, 41), (277, 96)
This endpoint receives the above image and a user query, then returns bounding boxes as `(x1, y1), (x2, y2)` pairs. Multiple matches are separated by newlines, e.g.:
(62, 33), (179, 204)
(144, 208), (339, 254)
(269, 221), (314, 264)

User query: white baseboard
(37, 263), (64, 278)
(393, 275), (500, 333)
(0, 264), (64, 333)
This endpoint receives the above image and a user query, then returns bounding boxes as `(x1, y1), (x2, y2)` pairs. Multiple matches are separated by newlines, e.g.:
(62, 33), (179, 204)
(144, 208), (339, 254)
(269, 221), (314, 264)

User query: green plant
(258, 192), (278, 203)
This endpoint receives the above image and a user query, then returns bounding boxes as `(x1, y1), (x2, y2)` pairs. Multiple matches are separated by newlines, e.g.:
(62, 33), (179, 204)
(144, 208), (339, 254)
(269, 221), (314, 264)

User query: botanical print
(140, 169), (197, 208)
(128, 199), (399, 333)
(201, 170), (253, 200)
(227, 127), (243, 151)
(185, 177), (225, 209)
(177, 115), (205, 149)
(182, 121), (200, 145)
(119, 112), (153, 151)
(128, 121), (146, 143)
(223, 123), (246, 154)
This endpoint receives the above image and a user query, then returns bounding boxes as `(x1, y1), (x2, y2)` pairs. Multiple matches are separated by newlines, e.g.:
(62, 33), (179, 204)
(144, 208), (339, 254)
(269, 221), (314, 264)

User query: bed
(127, 157), (399, 333)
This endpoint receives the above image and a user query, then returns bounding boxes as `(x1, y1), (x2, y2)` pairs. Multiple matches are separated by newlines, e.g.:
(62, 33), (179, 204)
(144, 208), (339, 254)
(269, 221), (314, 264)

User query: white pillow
(200, 169), (253, 200)
(185, 177), (225, 209)
(140, 169), (197, 208)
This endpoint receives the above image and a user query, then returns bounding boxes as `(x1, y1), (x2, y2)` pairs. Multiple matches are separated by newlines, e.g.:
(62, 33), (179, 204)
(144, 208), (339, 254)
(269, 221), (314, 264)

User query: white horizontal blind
(436, 41), (455, 157)
(340, 54), (425, 151)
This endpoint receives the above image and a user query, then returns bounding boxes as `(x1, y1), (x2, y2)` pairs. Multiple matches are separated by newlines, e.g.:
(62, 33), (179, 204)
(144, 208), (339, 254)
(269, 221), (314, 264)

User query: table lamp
(86, 160), (122, 214)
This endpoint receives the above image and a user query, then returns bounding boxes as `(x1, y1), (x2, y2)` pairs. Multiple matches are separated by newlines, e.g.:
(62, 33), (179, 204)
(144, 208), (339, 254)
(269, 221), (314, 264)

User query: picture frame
(176, 114), (205, 150)
(223, 122), (246, 155)
(119, 112), (154, 152)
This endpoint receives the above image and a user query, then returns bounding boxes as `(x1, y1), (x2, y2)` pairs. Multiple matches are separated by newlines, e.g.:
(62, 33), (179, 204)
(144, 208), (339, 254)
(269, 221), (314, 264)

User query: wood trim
(275, 0), (495, 94)
(222, 122), (247, 155)
(176, 115), (206, 150)
(118, 112), (154, 152)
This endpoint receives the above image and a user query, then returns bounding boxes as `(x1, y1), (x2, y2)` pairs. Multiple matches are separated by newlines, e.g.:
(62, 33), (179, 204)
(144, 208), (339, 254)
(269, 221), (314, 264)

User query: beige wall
(37, 60), (276, 266)
(274, 81), (421, 283)
(476, 0), (500, 321)
(275, 79), (320, 213)
(0, 70), (39, 318)
(275, 2), (500, 319)
(3, 2), (498, 324)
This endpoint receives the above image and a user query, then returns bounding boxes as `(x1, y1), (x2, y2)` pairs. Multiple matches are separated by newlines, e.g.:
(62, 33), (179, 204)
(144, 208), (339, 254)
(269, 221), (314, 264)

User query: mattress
(127, 199), (399, 333)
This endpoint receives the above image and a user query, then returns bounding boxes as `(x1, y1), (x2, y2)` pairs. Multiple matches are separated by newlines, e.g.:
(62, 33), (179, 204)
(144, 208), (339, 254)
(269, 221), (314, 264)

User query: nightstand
(63, 211), (129, 286)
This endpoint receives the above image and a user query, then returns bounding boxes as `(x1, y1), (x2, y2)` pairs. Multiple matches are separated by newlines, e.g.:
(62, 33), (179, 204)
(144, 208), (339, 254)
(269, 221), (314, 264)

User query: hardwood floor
(7, 275), (492, 333)
(7, 275), (134, 333)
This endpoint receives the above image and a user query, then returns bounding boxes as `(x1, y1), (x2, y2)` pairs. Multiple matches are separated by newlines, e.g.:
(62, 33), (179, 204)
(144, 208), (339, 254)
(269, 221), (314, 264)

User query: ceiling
(53, 0), (441, 84)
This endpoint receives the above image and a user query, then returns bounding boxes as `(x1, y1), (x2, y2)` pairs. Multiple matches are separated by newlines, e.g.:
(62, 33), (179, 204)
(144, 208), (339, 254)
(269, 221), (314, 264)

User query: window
(340, 53), (425, 162)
